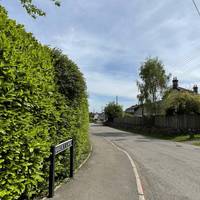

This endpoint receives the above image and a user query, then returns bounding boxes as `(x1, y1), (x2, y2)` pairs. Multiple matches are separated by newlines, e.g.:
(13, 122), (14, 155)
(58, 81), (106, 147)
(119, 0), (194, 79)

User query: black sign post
(69, 140), (74, 178)
(48, 139), (74, 198)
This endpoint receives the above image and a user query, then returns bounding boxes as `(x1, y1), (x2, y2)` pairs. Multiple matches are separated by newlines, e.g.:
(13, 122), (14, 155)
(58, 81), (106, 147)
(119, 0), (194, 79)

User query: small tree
(137, 57), (170, 115)
(104, 102), (123, 122)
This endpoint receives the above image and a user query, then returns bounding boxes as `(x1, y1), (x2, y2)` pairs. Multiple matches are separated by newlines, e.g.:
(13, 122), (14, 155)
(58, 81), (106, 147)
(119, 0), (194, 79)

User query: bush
(163, 91), (200, 115)
(0, 6), (89, 199)
(51, 48), (90, 168)
(104, 102), (123, 122)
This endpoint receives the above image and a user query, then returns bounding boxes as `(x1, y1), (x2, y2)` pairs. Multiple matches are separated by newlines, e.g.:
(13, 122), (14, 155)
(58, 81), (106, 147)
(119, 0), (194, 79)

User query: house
(125, 77), (198, 116)
(93, 113), (99, 121)
(93, 112), (106, 121)
(125, 105), (140, 114)
(99, 112), (106, 121)
(172, 77), (198, 94)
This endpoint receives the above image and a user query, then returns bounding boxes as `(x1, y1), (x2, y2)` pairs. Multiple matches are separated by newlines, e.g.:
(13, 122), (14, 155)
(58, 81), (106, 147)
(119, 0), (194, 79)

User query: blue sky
(2, 0), (200, 112)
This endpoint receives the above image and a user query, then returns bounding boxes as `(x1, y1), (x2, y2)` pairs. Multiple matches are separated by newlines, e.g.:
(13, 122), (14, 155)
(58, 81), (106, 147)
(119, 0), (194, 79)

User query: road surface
(52, 124), (200, 200)
(93, 124), (200, 200)
(51, 124), (138, 200)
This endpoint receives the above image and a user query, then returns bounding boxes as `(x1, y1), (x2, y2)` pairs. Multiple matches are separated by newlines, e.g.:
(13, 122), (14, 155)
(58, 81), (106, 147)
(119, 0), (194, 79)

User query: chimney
(193, 85), (198, 94)
(172, 77), (178, 89)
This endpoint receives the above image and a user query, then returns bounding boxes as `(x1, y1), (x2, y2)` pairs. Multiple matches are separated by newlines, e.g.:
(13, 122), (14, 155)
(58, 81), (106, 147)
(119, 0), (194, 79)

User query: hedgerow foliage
(0, 6), (89, 199)
(51, 48), (90, 171)
(163, 91), (200, 115)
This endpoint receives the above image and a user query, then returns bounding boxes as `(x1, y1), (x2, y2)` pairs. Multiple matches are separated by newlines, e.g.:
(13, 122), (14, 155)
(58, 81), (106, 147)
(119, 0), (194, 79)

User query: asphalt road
(52, 124), (200, 200)
(95, 125), (200, 200)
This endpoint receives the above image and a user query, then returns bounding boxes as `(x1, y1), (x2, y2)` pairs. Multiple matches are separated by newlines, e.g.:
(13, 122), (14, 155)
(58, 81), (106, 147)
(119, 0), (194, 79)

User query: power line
(192, 0), (200, 17)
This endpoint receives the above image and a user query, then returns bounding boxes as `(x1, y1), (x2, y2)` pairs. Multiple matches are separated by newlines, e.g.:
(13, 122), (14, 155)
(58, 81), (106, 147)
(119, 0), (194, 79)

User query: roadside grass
(142, 131), (200, 147)
(172, 134), (200, 142)
(139, 132), (200, 143)
(144, 132), (200, 144)
(192, 141), (200, 146)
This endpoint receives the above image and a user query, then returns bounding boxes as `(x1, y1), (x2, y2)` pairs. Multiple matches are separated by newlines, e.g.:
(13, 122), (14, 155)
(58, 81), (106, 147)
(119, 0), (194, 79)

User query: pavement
(52, 124), (200, 200)
(51, 124), (138, 200)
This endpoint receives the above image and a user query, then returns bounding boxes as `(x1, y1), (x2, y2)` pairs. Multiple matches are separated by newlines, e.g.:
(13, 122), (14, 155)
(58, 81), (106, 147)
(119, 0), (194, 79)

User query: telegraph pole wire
(192, 0), (200, 17)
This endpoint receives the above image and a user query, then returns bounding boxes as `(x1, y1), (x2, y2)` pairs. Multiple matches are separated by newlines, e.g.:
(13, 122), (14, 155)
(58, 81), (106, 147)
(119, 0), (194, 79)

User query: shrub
(104, 102), (123, 122)
(0, 6), (89, 199)
(51, 48), (90, 168)
(163, 91), (200, 115)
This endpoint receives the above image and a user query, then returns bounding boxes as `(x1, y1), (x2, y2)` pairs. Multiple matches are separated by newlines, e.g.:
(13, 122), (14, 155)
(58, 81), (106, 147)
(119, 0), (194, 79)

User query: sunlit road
(95, 124), (200, 200)
(52, 124), (200, 200)
(52, 124), (138, 200)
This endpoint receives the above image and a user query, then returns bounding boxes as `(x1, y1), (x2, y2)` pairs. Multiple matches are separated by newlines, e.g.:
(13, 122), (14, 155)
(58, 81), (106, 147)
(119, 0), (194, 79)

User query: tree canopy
(137, 57), (170, 114)
(104, 102), (123, 122)
(18, 0), (61, 18)
(164, 91), (200, 115)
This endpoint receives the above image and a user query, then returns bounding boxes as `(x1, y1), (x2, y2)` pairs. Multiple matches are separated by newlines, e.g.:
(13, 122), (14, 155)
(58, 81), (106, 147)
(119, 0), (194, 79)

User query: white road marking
(105, 138), (146, 200)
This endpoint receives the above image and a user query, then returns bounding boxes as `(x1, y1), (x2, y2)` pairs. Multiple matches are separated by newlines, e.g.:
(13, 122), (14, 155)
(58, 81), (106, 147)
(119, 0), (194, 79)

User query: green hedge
(0, 6), (89, 199)
(50, 49), (90, 180)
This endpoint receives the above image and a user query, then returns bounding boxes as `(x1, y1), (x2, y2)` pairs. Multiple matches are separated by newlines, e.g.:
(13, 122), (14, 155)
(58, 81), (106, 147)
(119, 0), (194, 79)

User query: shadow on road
(92, 132), (129, 138)
(92, 128), (156, 143)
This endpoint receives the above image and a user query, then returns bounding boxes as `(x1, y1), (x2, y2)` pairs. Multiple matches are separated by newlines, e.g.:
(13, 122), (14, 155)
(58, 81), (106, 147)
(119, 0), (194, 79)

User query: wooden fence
(114, 115), (200, 129)
(154, 115), (200, 129)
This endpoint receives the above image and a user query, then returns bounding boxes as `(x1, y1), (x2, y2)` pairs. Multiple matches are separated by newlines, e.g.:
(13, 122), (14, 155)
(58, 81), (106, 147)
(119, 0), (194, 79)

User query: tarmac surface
(52, 124), (200, 200)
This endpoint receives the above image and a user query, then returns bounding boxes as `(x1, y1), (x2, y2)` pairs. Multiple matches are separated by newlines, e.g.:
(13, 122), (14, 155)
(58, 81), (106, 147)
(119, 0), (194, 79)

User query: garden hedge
(0, 6), (89, 199)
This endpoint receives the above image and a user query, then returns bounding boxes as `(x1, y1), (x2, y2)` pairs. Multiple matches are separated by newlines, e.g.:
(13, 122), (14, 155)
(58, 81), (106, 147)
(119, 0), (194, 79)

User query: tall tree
(137, 57), (170, 115)
(18, 0), (61, 18)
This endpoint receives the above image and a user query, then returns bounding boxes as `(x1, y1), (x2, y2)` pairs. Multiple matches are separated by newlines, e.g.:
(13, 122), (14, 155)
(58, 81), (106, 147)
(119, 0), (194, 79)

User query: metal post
(69, 140), (74, 178)
(49, 146), (55, 198)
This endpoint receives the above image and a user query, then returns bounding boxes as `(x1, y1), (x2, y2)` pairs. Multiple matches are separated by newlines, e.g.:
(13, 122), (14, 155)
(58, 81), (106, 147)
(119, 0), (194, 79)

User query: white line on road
(105, 138), (146, 200)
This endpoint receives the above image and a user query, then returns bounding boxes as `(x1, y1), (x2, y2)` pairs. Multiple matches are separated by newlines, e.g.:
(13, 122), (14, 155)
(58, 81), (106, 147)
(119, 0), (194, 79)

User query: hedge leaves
(0, 6), (89, 199)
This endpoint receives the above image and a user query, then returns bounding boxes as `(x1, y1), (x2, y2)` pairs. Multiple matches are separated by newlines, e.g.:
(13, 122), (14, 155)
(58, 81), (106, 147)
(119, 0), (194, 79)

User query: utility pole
(116, 96), (118, 105)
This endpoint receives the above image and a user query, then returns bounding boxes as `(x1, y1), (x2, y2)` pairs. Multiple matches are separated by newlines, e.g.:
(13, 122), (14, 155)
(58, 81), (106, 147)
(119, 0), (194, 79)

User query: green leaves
(0, 6), (89, 200)
(137, 57), (171, 115)
(104, 102), (123, 122)
(164, 91), (200, 115)
(18, 0), (61, 18)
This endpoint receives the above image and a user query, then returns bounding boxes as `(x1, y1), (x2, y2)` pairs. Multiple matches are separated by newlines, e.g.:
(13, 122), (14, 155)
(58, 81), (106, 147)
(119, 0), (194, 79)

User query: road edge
(42, 144), (93, 200)
(105, 138), (145, 200)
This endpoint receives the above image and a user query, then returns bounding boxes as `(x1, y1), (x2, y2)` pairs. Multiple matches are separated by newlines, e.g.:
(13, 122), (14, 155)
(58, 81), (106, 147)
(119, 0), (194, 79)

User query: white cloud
(85, 71), (138, 100)
(3, 0), (200, 112)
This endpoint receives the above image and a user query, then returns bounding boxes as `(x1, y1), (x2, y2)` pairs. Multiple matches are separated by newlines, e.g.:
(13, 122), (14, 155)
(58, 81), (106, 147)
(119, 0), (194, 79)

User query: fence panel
(155, 115), (200, 129)
(114, 115), (200, 129)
